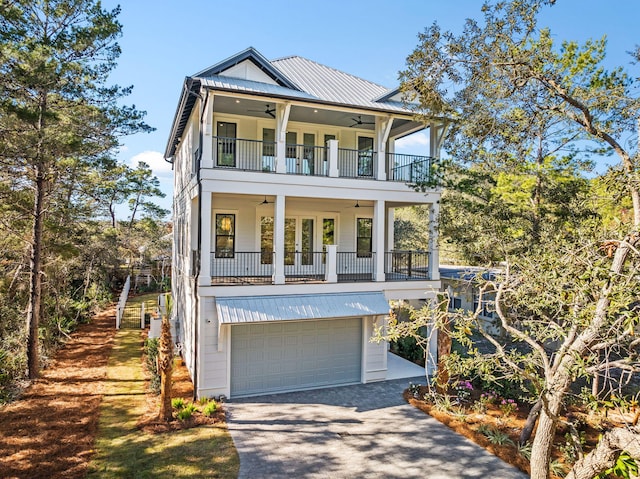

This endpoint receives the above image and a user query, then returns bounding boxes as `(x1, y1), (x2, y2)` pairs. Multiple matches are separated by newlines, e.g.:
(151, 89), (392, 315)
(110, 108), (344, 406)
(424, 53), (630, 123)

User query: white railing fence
(115, 275), (131, 329)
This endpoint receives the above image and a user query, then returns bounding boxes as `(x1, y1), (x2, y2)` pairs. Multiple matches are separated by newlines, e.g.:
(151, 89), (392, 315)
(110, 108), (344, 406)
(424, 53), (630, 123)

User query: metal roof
(194, 46), (300, 90)
(271, 55), (410, 113)
(216, 292), (390, 324)
(165, 47), (417, 159)
(200, 75), (317, 101)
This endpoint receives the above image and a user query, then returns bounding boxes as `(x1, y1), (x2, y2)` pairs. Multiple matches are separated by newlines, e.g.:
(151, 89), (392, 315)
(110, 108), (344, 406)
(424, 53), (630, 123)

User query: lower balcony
(210, 250), (431, 285)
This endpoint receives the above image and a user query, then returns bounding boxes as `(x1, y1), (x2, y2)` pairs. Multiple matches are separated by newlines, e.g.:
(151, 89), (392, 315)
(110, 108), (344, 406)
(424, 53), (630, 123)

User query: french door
(284, 216), (315, 269)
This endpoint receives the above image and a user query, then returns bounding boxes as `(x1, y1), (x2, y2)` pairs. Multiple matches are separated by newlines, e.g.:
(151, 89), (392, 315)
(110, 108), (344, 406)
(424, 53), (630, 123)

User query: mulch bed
(0, 307), (117, 479)
(136, 356), (226, 434)
(0, 307), (224, 479)
(404, 385), (627, 479)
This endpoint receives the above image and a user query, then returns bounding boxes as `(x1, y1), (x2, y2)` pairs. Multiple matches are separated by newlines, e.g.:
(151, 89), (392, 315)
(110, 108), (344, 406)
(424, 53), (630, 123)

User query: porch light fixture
(220, 216), (232, 232)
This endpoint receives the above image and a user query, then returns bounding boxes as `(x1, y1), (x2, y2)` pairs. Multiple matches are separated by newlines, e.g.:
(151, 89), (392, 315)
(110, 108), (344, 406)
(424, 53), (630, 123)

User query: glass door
(302, 133), (315, 175)
(283, 216), (316, 271)
(217, 122), (236, 167)
(357, 136), (374, 177)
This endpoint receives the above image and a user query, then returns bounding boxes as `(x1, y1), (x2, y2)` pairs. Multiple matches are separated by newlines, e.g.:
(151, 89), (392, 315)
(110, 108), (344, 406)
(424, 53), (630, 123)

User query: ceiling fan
(248, 104), (276, 119)
(349, 115), (375, 127)
(258, 196), (274, 205)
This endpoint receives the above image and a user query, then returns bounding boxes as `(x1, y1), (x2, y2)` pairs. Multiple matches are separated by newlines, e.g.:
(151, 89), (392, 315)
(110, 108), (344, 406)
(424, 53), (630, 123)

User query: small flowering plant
(479, 391), (498, 405)
(454, 380), (474, 402)
(500, 398), (519, 416)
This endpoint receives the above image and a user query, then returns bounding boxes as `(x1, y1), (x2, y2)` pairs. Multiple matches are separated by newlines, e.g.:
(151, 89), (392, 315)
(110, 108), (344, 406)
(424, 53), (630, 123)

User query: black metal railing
(210, 251), (273, 284)
(213, 137), (276, 172)
(284, 251), (326, 282)
(336, 252), (375, 282)
(285, 144), (328, 176)
(337, 148), (377, 179)
(388, 154), (437, 185)
(385, 251), (430, 280)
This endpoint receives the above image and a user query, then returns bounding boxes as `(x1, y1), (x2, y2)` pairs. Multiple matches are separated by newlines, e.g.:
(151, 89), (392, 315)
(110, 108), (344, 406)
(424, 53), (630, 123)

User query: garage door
(230, 318), (362, 397)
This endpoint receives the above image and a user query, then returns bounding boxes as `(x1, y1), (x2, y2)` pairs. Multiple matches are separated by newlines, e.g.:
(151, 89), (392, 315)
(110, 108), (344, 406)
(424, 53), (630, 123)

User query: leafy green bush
(176, 403), (197, 421)
(390, 336), (424, 364)
(172, 397), (186, 410)
(203, 400), (218, 417)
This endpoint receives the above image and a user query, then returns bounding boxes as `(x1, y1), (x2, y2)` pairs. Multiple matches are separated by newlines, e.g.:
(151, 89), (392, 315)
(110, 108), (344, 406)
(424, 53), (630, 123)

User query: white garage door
(230, 318), (362, 397)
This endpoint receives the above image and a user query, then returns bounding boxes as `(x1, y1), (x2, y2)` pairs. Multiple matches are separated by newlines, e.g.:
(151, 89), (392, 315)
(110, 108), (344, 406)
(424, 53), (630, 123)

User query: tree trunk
(519, 398), (542, 445)
(158, 316), (173, 422)
(565, 426), (640, 479)
(436, 295), (451, 393)
(26, 166), (46, 379)
(530, 393), (563, 479)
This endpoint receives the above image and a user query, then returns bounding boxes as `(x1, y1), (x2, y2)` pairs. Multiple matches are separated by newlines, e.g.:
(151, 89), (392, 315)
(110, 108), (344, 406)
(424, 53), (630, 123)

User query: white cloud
(396, 132), (429, 150)
(128, 150), (173, 176)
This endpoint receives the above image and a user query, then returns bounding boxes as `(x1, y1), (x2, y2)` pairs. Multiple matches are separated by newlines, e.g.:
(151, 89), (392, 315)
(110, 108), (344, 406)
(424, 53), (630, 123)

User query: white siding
(363, 315), (388, 382)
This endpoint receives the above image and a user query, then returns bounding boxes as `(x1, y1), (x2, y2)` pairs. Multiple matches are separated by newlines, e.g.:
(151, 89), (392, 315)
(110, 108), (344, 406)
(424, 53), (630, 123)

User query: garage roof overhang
(216, 292), (391, 325)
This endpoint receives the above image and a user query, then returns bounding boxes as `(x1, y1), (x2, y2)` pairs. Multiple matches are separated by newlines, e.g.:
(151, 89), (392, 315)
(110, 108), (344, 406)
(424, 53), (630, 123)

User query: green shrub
(203, 400), (218, 417)
(176, 403), (197, 420)
(172, 397), (186, 410)
(391, 336), (424, 364)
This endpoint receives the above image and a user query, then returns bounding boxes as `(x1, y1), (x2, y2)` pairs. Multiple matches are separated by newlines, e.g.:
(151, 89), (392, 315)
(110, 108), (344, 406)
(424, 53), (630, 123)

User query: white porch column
(324, 244), (338, 283)
(275, 103), (291, 174)
(386, 207), (395, 252)
(375, 117), (393, 181)
(373, 199), (385, 282)
(428, 202), (440, 280)
(272, 194), (286, 284)
(198, 192), (212, 286)
(327, 139), (339, 177)
(429, 121), (447, 158)
(200, 91), (214, 169)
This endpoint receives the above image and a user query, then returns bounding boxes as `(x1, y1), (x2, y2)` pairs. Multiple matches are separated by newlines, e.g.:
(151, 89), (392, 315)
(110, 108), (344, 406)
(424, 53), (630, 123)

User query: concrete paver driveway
(225, 377), (529, 478)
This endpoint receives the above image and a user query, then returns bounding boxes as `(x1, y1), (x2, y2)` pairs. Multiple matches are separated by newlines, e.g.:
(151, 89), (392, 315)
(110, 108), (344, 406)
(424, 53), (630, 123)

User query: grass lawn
(87, 296), (239, 479)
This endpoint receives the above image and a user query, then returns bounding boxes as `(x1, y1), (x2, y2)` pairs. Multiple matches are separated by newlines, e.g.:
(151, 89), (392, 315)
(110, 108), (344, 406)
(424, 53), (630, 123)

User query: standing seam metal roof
(216, 292), (391, 324)
(271, 55), (408, 112)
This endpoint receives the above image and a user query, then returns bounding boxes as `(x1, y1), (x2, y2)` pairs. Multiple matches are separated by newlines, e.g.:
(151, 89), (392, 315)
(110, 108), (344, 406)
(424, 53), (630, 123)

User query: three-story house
(165, 47), (445, 398)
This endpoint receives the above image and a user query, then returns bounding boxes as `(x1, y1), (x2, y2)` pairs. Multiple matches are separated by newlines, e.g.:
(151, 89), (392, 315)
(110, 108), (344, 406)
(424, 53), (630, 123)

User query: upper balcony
(202, 136), (440, 185)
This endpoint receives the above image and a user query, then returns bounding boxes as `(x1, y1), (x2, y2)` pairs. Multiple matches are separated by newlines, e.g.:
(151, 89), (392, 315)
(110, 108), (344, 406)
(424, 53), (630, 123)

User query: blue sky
(102, 0), (638, 216)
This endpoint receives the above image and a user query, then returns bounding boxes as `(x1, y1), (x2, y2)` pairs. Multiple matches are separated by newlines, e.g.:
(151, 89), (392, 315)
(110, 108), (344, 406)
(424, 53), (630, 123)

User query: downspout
(186, 79), (206, 400)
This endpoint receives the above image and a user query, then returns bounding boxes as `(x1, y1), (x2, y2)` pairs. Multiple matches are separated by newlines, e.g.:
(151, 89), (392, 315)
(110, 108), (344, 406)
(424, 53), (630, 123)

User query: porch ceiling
(211, 94), (418, 134)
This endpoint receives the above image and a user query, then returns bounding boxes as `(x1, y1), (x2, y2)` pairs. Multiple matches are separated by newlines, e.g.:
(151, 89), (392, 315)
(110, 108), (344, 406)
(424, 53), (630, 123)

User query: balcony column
(324, 245), (338, 283)
(200, 91), (214, 169)
(272, 194), (286, 284)
(327, 139), (339, 177)
(275, 103), (291, 174)
(198, 193), (212, 286)
(430, 121), (447, 159)
(428, 202), (440, 280)
(373, 199), (385, 282)
(386, 207), (395, 252)
(375, 117), (393, 181)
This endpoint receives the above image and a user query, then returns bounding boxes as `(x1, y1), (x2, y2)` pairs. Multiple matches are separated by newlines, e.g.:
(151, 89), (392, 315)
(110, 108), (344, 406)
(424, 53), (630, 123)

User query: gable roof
(194, 46), (300, 90)
(165, 47), (414, 159)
